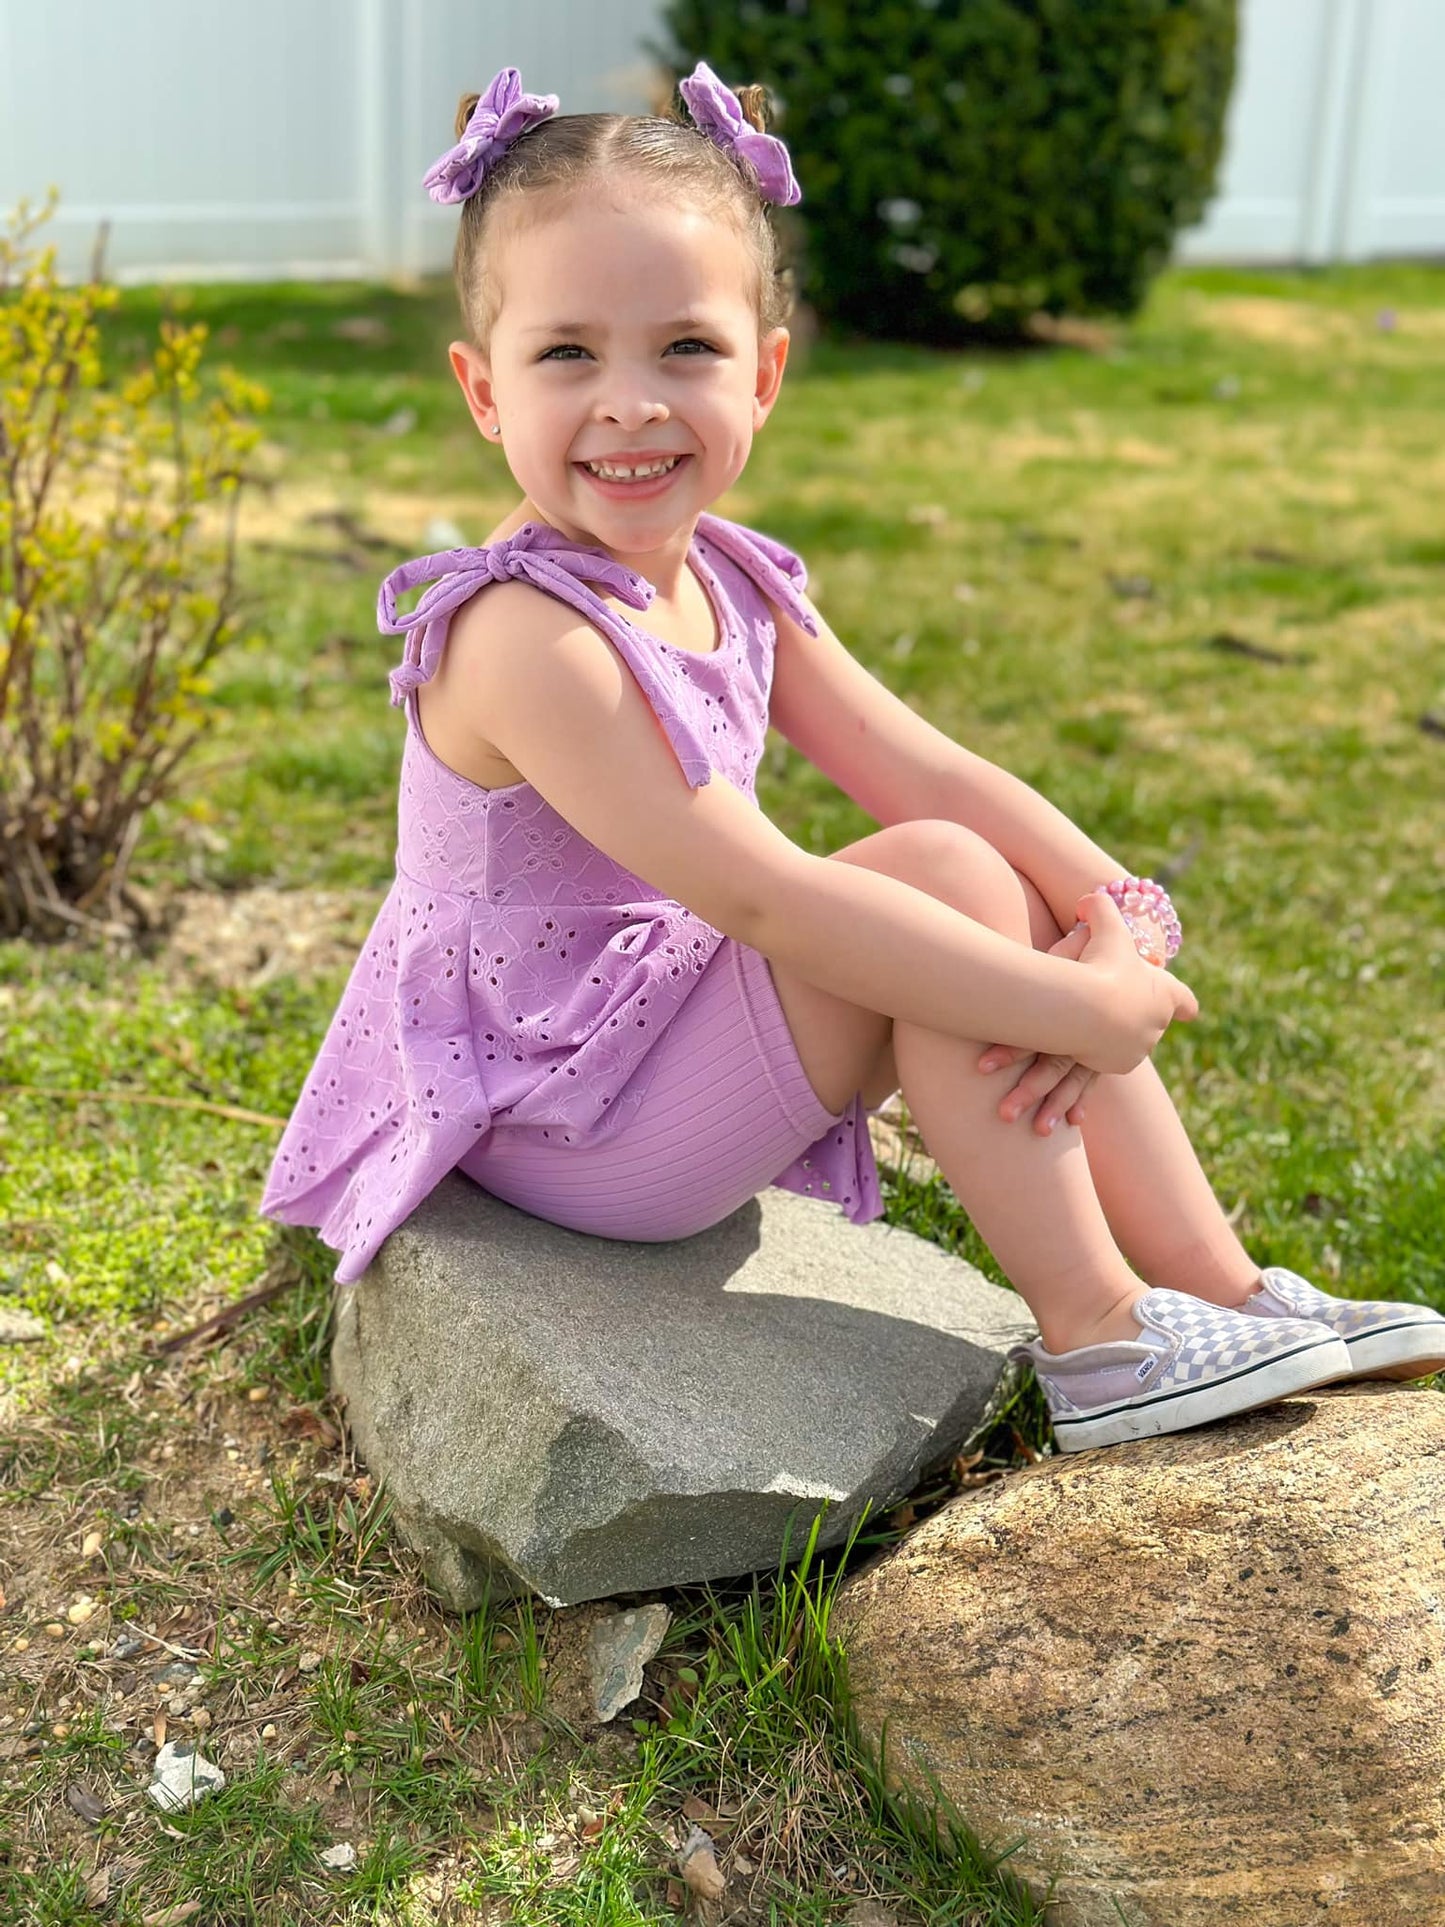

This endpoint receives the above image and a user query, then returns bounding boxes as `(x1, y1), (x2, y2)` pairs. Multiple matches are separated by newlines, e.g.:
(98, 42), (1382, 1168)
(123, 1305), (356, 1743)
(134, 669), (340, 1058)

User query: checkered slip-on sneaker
(1012, 1286), (1352, 1453)
(1242, 1267), (1445, 1380)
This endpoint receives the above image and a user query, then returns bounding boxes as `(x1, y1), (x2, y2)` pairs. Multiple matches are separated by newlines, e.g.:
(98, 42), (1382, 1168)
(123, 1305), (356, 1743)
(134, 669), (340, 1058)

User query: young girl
(259, 63), (1445, 1452)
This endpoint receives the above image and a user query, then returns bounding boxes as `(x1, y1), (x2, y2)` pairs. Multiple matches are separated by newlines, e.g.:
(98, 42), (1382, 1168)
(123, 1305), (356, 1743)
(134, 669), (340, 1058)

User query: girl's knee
(850, 818), (1030, 933)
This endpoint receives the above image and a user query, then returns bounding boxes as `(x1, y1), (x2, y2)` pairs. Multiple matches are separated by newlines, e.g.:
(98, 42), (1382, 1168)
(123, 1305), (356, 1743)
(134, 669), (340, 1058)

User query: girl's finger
(1171, 974), (1200, 1023)
(1000, 1054), (1070, 1122)
(1048, 922), (1090, 963)
(1037, 1067), (1097, 1133)
(1075, 889), (1134, 953)
(1065, 1071), (1100, 1125)
(978, 1044), (1025, 1075)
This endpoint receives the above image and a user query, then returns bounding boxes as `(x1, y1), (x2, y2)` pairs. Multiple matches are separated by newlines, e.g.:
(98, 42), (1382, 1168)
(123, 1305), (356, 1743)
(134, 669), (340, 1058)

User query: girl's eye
(538, 339), (716, 362)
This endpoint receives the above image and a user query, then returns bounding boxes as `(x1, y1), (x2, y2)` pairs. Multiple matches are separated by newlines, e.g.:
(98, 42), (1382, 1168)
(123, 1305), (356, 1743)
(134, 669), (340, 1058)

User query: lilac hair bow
(678, 60), (801, 207)
(423, 67), (559, 205)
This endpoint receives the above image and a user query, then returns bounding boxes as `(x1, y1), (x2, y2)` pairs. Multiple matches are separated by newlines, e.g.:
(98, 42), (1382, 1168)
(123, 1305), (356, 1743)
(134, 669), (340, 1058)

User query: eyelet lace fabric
(258, 513), (883, 1281)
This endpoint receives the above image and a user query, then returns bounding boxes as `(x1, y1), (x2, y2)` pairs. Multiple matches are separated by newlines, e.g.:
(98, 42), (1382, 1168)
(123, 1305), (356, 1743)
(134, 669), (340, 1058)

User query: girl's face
(450, 186), (789, 557)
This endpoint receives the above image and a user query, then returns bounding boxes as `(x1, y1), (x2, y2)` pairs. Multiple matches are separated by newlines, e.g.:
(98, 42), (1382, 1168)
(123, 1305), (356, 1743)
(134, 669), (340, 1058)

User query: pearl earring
(491, 424), (501, 436)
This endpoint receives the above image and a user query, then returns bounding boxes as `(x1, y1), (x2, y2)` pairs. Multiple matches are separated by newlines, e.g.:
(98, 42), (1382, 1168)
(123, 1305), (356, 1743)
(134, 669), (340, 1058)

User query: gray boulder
(331, 1171), (1034, 1608)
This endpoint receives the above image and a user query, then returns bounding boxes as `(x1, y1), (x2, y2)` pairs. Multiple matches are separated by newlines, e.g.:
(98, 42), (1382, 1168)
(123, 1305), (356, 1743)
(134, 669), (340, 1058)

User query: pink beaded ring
(1100, 875), (1183, 967)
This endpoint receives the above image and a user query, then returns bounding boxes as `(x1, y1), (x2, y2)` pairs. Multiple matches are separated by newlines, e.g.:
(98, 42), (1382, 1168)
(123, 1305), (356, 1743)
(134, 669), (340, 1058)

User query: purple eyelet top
(258, 511), (884, 1282)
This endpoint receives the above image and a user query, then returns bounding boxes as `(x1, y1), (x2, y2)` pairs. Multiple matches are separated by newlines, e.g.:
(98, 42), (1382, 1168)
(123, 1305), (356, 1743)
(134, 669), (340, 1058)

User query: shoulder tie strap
(694, 513), (820, 636)
(379, 524), (654, 703)
(376, 522), (716, 788)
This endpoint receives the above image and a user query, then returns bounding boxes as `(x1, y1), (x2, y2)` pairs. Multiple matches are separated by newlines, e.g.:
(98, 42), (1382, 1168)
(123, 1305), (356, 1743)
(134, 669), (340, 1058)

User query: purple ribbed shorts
(455, 937), (849, 1240)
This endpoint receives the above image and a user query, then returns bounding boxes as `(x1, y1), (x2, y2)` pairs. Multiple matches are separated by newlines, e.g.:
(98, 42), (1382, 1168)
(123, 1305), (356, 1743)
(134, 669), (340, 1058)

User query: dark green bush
(655, 0), (1238, 343)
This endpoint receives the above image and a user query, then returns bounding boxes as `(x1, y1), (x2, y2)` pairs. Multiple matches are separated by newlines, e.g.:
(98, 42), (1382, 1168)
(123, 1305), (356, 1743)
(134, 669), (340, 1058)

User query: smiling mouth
(580, 456), (686, 481)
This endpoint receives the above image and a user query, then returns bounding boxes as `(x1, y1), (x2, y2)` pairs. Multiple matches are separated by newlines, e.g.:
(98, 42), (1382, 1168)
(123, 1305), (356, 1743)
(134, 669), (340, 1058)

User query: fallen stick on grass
(0, 1083), (285, 1128)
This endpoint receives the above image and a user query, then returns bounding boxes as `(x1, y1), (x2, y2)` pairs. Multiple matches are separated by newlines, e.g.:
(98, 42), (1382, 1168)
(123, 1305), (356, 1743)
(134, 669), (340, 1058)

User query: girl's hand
(978, 920), (1098, 1133)
(1073, 889), (1199, 1075)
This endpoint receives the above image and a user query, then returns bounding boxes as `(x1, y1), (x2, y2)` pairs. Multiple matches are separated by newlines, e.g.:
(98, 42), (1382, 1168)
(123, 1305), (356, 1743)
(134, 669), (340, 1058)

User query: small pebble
(0, 1309), (47, 1344)
(153, 1663), (200, 1687)
(149, 1740), (226, 1812)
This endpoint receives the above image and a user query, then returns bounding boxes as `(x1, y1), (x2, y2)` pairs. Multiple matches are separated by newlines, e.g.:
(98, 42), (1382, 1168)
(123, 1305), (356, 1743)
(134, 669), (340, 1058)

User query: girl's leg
(1011, 876), (1261, 1308)
(768, 821), (1149, 1355)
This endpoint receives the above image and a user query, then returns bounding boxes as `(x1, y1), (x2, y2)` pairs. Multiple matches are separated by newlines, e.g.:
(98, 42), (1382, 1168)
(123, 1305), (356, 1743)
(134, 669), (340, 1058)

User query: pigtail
(454, 92), (482, 141)
(734, 83), (773, 135)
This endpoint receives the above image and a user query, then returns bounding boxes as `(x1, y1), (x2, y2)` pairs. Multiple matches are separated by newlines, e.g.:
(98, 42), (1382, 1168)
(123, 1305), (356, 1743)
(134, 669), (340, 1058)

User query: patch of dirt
(1025, 312), (1120, 354)
(989, 424), (1177, 468)
(156, 886), (379, 993)
(1197, 296), (1359, 352)
(45, 430), (501, 565)
(0, 1344), (359, 1785)
(1189, 293), (1445, 353)
(224, 472), (493, 555)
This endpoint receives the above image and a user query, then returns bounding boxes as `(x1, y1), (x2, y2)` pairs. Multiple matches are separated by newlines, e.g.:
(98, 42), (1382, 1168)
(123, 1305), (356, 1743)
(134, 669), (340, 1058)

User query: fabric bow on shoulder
(379, 524), (656, 704)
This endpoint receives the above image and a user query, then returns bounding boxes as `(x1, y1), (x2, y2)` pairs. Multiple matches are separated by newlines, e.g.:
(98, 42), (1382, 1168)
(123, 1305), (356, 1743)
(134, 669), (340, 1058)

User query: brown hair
(446, 80), (795, 352)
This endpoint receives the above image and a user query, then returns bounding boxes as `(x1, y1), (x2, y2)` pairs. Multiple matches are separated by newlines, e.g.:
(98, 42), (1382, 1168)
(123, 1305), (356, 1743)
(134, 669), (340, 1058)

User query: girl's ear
(449, 340), (501, 439)
(752, 326), (790, 430)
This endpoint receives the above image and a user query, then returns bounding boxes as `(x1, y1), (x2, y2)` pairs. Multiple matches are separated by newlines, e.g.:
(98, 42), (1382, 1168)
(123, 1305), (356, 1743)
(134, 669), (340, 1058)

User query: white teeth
(585, 457), (680, 481)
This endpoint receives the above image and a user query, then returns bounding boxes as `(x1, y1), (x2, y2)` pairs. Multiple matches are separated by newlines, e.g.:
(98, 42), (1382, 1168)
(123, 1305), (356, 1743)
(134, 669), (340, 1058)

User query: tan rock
(831, 1384), (1445, 1925)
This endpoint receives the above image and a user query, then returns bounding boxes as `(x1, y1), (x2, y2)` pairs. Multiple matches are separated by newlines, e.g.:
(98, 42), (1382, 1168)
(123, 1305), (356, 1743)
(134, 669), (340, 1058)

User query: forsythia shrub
(656, 0), (1238, 342)
(0, 189), (268, 941)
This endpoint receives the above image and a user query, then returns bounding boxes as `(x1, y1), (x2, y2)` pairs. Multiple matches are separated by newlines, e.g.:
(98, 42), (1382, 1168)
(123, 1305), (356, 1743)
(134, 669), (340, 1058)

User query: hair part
(447, 82), (795, 353)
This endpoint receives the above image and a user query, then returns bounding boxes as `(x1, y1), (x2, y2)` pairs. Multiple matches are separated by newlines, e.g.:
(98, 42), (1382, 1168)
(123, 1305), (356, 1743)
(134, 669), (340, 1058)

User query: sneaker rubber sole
(1051, 1331), (1354, 1453)
(1345, 1323), (1445, 1380)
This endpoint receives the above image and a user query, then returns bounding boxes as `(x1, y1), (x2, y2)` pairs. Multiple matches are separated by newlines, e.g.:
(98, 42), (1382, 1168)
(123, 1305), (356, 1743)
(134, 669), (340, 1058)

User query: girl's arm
(458, 582), (1194, 1078)
(769, 597), (1129, 932)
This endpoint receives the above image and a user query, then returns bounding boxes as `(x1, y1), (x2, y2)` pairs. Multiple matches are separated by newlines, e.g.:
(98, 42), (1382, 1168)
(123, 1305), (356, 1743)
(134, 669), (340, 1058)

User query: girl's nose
(596, 392), (669, 430)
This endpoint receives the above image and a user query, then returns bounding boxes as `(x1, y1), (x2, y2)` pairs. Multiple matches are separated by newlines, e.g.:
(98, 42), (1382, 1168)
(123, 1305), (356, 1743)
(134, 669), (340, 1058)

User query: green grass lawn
(2, 260), (1443, 1923)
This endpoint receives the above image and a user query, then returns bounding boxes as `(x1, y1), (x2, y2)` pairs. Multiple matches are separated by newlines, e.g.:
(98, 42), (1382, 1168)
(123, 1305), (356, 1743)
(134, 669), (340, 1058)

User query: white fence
(1, 0), (1440, 286)
(0, 0), (669, 284)
(1177, 0), (1445, 262)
